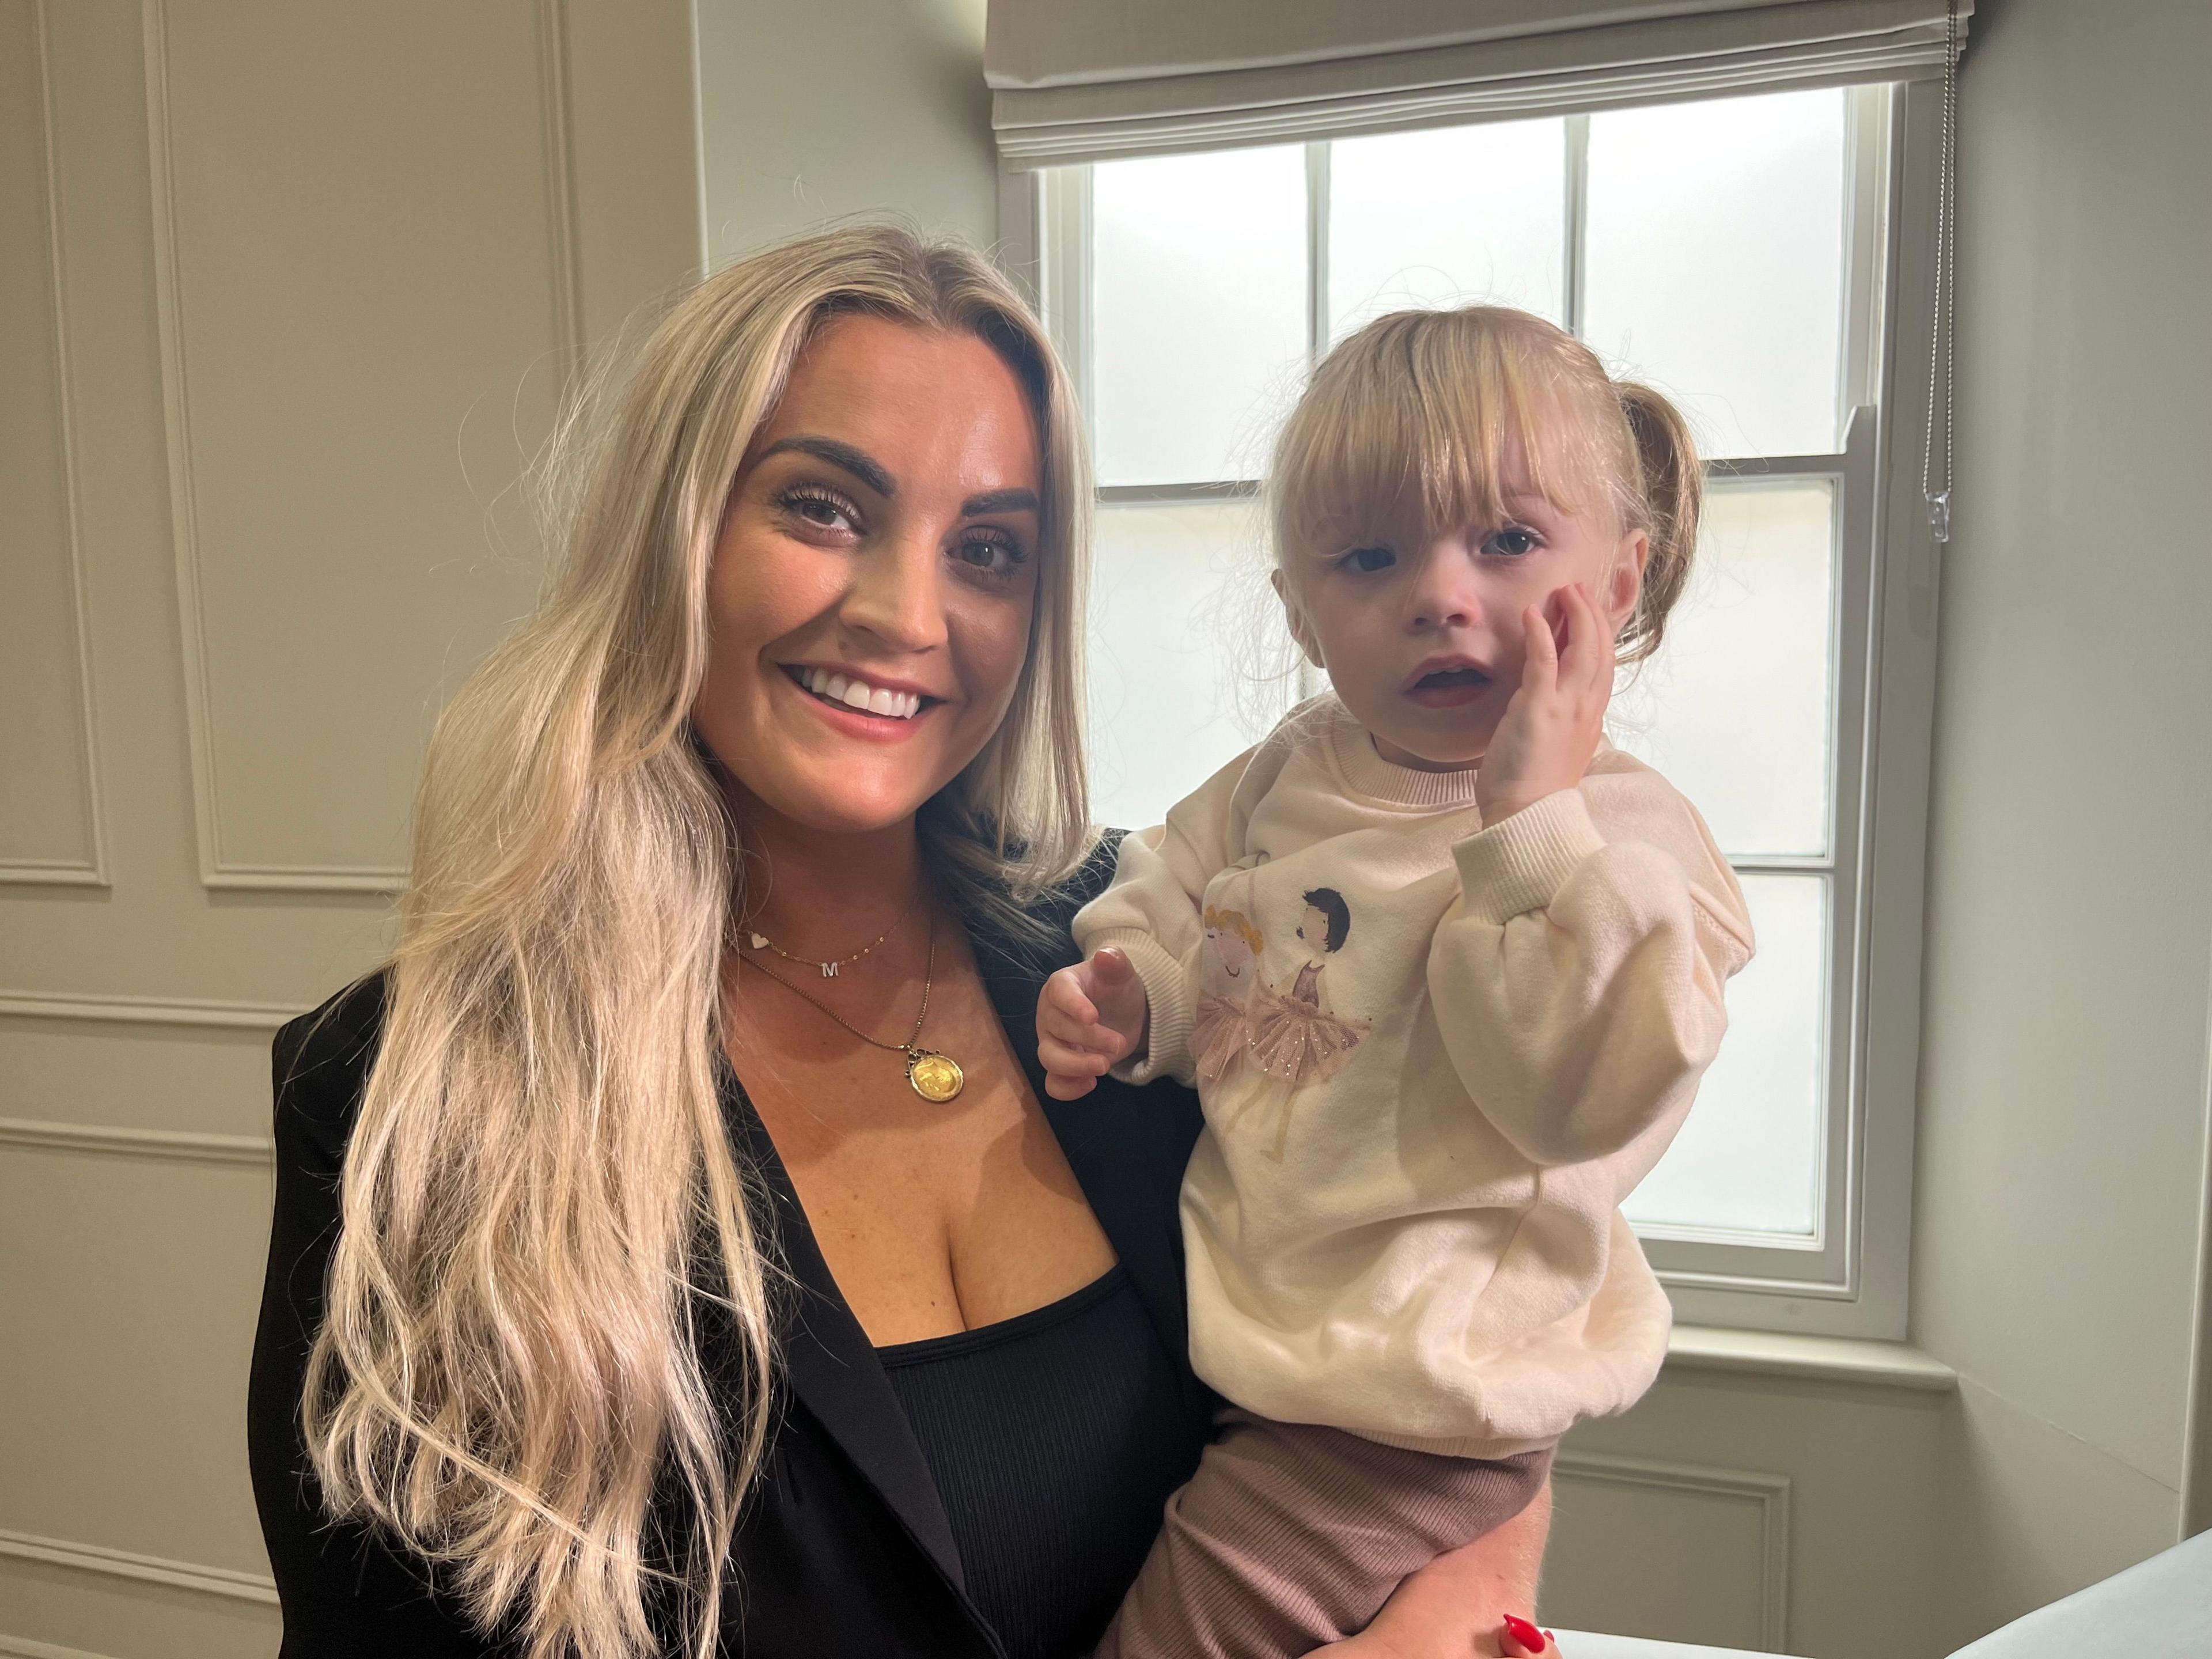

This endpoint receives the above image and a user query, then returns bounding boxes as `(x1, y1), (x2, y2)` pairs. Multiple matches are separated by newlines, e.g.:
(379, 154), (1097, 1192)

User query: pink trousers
(1096, 1410), (1554, 1659)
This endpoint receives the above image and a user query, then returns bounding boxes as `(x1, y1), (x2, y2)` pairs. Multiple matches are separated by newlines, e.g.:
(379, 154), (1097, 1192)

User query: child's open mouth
(1404, 665), (1493, 708)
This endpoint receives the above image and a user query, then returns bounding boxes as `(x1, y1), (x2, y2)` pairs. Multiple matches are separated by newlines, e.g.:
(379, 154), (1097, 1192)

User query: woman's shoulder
(271, 969), (391, 1170)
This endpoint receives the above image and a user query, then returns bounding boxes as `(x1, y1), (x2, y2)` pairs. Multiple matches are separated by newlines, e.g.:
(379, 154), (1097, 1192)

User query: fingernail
(1502, 1613), (1544, 1650)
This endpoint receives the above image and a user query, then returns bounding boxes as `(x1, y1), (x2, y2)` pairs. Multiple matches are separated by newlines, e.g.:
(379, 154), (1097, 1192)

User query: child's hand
(1476, 581), (1614, 827)
(1036, 947), (1150, 1100)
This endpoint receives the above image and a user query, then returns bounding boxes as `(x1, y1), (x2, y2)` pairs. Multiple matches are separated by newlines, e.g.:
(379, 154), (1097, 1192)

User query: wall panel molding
(0, 1529), (277, 1607)
(1, 0), (109, 888)
(141, 0), (583, 893)
(0, 1119), (274, 1168)
(1553, 1450), (1793, 1651)
(0, 988), (300, 1031)
(0, 1634), (117, 1659)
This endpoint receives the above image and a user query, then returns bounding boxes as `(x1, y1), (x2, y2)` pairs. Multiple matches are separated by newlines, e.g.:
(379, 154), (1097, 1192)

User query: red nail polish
(1502, 1613), (1545, 1650)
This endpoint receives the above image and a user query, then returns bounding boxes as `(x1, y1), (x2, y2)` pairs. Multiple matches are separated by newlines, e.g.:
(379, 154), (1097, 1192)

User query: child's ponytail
(1615, 382), (1702, 665)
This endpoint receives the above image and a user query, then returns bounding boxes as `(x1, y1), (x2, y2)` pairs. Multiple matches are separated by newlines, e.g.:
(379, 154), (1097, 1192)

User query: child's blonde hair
(1269, 305), (1701, 664)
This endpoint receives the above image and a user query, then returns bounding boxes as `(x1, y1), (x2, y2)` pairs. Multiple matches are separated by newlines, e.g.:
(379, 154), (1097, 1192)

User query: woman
(247, 225), (1552, 1659)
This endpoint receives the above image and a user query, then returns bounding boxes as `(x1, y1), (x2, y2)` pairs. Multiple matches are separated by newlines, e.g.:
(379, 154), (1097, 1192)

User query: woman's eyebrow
(758, 434), (896, 497)
(962, 487), (1040, 517)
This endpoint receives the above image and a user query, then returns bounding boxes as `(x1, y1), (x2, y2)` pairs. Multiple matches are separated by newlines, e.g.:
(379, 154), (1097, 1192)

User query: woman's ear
(1271, 569), (1327, 670)
(1607, 529), (1649, 634)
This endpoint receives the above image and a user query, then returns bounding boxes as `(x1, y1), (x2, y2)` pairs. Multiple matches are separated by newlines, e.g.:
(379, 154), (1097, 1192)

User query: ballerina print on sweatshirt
(1192, 903), (1264, 1082)
(1247, 887), (1371, 1090)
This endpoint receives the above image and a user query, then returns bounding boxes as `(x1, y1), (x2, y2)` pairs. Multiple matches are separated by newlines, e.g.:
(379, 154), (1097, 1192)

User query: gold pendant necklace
(738, 915), (965, 1103)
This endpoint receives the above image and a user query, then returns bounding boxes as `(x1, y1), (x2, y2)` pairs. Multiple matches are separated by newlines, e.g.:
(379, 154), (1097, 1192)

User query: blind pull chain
(1922, 0), (1960, 544)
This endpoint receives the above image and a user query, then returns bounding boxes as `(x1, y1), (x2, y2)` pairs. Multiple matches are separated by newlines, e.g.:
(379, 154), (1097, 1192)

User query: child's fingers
(1520, 604), (1558, 690)
(1558, 583), (1607, 694)
(1041, 1068), (1097, 1101)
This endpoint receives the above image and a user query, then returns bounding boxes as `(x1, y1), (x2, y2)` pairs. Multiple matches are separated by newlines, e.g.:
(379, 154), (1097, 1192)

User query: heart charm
(748, 933), (768, 950)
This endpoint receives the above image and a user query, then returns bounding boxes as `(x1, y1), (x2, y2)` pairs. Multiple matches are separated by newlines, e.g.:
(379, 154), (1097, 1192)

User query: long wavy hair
(302, 224), (1093, 1659)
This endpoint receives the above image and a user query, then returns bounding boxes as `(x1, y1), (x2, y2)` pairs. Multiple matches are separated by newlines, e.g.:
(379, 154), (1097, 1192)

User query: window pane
(1088, 499), (1291, 832)
(1584, 89), (1847, 458)
(1624, 872), (1825, 1238)
(1328, 119), (1565, 338)
(1607, 480), (1835, 859)
(1093, 147), (1308, 486)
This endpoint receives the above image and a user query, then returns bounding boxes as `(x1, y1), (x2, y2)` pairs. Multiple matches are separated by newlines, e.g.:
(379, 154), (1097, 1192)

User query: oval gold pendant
(906, 1049), (964, 1103)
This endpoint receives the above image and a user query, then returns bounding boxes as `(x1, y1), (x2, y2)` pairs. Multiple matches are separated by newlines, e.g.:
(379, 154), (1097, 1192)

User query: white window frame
(1001, 77), (1949, 1341)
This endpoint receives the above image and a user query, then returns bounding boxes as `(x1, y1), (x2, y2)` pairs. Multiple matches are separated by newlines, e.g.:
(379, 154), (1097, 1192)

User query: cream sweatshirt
(1073, 699), (1755, 1458)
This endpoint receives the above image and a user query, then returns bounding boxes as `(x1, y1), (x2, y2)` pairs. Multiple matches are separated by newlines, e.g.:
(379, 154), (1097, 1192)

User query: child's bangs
(1273, 310), (1608, 568)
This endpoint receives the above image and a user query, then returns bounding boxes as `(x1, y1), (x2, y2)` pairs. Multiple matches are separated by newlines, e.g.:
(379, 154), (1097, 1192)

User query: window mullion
(1305, 141), (1331, 366)
(1563, 112), (1590, 335)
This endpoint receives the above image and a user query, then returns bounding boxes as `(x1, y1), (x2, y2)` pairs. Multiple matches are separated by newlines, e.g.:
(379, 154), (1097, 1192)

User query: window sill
(1664, 1324), (1957, 1392)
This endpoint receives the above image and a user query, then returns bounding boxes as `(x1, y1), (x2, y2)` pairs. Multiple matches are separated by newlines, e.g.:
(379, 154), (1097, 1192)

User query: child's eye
(1482, 525), (1541, 558)
(1340, 546), (1396, 574)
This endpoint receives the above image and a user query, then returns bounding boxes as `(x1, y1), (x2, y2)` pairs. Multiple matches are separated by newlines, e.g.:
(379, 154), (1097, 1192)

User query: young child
(1038, 305), (1756, 1657)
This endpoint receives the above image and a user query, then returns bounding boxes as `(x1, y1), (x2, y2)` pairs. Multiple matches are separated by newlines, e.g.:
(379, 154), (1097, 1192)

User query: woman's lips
(781, 665), (941, 742)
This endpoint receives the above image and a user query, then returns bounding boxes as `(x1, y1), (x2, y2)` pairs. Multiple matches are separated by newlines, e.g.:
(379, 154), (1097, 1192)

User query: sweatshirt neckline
(1328, 713), (1484, 809)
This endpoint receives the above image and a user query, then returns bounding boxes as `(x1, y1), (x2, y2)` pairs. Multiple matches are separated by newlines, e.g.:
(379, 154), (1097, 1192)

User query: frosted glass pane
(1625, 873), (1825, 1238)
(1328, 119), (1565, 337)
(1584, 89), (1847, 458)
(1608, 482), (1835, 858)
(1093, 147), (1308, 485)
(1088, 501), (1296, 832)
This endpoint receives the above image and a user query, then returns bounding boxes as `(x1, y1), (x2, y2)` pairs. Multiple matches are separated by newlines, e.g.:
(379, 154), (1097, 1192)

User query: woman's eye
(778, 487), (859, 536)
(1483, 525), (1540, 558)
(955, 534), (1029, 581)
(1343, 546), (1396, 574)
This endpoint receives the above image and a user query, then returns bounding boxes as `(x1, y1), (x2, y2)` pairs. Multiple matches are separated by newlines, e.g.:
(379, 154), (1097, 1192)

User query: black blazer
(248, 842), (1215, 1657)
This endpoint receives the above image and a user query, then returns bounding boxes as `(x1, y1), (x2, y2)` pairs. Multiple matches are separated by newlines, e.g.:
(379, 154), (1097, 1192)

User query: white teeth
(796, 666), (923, 718)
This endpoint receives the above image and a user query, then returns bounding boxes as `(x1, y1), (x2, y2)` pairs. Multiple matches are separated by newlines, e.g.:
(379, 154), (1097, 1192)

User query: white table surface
(1547, 1529), (2212, 1659)
(1549, 1633), (1779, 1658)
(1948, 1529), (2211, 1657)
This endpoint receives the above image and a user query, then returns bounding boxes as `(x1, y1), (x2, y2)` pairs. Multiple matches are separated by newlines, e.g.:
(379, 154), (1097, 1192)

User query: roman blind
(987, 0), (1971, 165)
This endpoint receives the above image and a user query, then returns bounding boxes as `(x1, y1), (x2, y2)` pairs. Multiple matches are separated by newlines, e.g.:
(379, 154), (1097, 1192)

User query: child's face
(1277, 484), (1644, 771)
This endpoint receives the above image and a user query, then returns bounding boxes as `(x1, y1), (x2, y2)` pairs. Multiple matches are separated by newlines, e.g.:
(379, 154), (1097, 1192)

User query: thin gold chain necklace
(744, 898), (913, 978)
(738, 915), (965, 1102)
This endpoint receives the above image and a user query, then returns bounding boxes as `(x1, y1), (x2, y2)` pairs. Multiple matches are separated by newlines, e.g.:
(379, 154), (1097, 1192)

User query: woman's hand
(1036, 947), (1150, 1099)
(1475, 582), (1613, 828)
(1309, 1558), (1558, 1659)
(1306, 1480), (1556, 1659)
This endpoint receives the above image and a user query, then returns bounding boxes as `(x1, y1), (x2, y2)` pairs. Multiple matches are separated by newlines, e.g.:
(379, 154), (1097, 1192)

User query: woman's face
(692, 314), (1044, 836)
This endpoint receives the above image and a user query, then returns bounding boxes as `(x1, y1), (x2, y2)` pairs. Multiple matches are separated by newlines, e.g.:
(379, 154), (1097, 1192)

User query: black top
(878, 1267), (1189, 1659)
(247, 835), (1216, 1657)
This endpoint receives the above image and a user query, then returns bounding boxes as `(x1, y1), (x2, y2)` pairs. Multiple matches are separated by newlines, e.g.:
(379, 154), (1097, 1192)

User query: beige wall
(0, 2), (699, 1654)
(1915, 0), (2212, 1622)
(1908, 0), (2212, 1645)
(694, 0), (995, 263)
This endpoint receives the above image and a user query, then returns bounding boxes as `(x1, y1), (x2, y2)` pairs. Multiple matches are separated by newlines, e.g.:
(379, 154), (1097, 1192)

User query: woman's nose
(841, 530), (949, 652)
(1406, 543), (1482, 630)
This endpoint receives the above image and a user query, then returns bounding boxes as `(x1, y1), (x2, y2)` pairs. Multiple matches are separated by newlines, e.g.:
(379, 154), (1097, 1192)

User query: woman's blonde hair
(302, 224), (1092, 1659)
(1270, 305), (1701, 664)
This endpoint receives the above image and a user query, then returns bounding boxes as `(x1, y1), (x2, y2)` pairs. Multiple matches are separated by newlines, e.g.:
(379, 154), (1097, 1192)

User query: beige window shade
(987, 0), (1971, 165)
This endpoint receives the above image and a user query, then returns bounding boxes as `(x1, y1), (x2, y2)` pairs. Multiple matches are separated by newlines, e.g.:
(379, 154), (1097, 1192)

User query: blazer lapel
(717, 1065), (968, 1593)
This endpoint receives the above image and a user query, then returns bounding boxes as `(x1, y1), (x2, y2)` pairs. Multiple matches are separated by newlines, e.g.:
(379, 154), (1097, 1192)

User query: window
(1032, 79), (1944, 1338)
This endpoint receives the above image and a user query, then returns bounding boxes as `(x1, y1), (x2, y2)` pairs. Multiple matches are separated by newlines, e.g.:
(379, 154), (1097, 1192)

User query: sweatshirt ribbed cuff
(1455, 789), (1608, 923)
(1084, 930), (1193, 1087)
